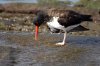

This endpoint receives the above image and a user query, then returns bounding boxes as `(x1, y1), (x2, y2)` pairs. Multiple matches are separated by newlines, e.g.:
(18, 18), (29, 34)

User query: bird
(33, 9), (93, 45)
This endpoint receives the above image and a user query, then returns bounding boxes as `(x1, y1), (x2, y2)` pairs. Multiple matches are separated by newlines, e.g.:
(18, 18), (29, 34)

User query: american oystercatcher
(33, 9), (93, 45)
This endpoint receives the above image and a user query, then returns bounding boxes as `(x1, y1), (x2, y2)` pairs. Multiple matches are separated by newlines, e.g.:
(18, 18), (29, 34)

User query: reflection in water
(0, 46), (20, 66)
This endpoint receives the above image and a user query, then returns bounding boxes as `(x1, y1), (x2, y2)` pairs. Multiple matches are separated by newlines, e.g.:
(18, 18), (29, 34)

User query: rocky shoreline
(0, 3), (100, 36)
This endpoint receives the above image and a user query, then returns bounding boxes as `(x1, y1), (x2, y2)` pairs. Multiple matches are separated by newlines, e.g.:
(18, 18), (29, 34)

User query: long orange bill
(35, 25), (39, 40)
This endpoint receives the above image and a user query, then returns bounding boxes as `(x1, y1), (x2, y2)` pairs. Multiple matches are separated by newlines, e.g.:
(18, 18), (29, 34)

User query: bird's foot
(55, 42), (65, 46)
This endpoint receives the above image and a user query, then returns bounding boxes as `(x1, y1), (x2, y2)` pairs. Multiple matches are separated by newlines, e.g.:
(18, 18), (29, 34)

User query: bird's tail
(81, 14), (93, 21)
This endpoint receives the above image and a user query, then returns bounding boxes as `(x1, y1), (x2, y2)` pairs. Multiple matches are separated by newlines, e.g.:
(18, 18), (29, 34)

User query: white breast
(47, 17), (64, 30)
(47, 17), (80, 32)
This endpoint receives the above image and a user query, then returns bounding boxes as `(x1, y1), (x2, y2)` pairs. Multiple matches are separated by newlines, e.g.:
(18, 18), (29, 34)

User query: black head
(33, 11), (50, 26)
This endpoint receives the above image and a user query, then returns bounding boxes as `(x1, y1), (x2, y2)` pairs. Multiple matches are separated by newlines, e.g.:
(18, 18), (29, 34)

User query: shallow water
(0, 31), (100, 66)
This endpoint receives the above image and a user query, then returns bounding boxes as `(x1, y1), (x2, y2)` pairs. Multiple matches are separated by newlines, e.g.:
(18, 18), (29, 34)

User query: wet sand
(0, 31), (100, 66)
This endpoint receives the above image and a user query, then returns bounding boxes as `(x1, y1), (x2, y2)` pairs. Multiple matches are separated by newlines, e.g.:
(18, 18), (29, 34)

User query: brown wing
(47, 9), (83, 27)
(58, 10), (82, 27)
